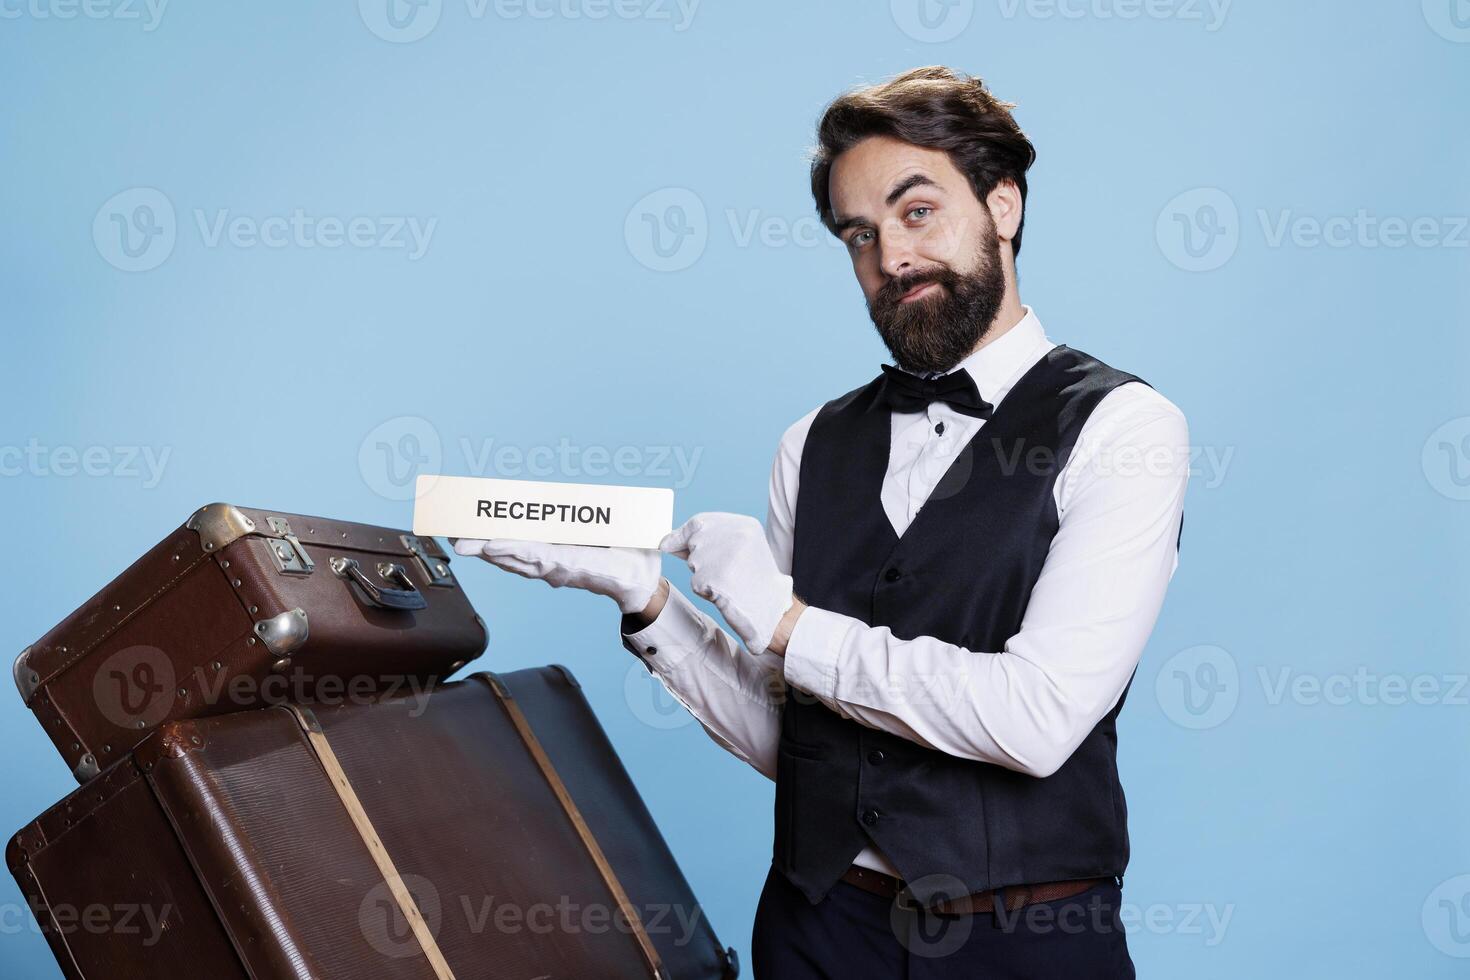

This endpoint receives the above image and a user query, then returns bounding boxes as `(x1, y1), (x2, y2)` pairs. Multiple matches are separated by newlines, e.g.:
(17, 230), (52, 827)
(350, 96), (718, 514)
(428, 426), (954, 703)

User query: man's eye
(907, 206), (932, 221)
(850, 230), (874, 248)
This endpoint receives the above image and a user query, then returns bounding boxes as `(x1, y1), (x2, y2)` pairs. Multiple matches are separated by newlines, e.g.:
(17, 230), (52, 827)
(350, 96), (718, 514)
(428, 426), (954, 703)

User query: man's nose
(878, 223), (918, 278)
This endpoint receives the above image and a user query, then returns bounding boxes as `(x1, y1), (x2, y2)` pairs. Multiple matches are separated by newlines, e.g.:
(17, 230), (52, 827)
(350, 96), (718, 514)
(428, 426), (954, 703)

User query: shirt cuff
(618, 585), (710, 672)
(781, 605), (851, 703)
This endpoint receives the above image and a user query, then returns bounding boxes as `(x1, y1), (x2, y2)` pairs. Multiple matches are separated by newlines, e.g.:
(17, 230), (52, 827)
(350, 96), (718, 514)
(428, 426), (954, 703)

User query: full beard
(866, 235), (1006, 376)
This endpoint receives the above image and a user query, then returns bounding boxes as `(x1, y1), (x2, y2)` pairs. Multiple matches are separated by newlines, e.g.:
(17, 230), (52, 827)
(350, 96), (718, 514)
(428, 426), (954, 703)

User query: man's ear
(986, 179), (1024, 245)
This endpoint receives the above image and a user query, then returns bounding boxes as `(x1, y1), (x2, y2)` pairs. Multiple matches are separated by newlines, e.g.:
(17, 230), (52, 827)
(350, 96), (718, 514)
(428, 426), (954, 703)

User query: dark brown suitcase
(8, 666), (738, 980)
(14, 502), (488, 782)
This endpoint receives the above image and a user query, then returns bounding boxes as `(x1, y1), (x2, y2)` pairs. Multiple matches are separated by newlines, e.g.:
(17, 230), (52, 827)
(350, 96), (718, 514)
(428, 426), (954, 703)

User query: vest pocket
(777, 737), (827, 762)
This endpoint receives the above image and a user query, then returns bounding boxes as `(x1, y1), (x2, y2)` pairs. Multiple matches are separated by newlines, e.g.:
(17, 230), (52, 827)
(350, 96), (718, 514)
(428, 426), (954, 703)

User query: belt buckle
(893, 883), (922, 913)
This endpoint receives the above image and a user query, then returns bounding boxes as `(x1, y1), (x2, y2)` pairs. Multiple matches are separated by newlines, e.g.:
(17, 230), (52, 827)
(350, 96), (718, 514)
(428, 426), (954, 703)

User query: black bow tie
(878, 364), (994, 419)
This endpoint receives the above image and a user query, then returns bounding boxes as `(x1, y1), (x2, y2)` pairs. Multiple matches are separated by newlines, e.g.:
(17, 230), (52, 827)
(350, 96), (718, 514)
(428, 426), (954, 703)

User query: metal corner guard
(186, 503), (257, 553)
(13, 647), (39, 703)
(253, 608), (310, 656)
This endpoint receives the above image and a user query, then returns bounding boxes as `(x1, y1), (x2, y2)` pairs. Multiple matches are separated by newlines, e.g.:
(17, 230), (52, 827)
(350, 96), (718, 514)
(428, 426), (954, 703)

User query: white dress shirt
(622, 307), (1190, 877)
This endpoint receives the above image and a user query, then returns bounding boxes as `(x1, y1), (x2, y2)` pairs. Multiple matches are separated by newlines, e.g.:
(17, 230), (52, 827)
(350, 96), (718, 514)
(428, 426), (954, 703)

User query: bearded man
(458, 66), (1189, 978)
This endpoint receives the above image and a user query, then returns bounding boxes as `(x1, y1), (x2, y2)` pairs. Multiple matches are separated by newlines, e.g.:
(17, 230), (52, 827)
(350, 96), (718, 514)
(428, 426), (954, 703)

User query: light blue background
(2, 1), (1467, 976)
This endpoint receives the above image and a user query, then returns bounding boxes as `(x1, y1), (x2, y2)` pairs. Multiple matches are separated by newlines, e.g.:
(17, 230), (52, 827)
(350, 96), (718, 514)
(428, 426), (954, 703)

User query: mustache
(873, 266), (961, 310)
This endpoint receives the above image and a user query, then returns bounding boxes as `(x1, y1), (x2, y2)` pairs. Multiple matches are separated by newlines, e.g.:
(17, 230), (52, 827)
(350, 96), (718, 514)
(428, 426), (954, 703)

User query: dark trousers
(751, 866), (1135, 979)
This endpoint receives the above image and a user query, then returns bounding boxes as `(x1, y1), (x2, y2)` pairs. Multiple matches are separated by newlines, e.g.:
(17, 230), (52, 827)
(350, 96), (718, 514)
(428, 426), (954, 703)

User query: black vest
(776, 345), (1151, 906)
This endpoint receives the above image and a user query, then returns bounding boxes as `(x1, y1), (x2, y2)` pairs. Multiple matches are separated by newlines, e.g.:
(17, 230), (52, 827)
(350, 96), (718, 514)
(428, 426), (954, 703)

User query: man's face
(828, 135), (1007, 375)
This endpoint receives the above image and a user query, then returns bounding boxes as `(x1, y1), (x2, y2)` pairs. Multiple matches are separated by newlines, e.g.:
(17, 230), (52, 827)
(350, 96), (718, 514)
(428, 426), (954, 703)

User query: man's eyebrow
(832, 173), (942, 235)
(885, 172), (939, 206)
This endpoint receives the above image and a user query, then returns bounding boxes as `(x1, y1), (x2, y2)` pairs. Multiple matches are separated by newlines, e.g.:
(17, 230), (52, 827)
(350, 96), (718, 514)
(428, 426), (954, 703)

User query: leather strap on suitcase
(285, 705), (459, 980)
(480, 672), (669, 980)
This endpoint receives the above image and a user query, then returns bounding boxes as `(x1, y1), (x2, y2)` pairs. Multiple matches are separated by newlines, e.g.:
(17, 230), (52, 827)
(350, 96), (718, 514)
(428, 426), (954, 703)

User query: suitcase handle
(329, 557), (429, 611)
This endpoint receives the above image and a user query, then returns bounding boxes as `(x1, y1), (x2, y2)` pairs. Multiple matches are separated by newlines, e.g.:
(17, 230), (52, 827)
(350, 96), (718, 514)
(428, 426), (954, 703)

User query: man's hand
(660, 513), (799, 655)
(452, 538), (662, 615)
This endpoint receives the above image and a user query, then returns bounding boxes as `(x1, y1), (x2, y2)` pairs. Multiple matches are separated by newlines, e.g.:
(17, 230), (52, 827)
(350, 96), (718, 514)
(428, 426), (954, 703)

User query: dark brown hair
(810, 66), (1037, 257)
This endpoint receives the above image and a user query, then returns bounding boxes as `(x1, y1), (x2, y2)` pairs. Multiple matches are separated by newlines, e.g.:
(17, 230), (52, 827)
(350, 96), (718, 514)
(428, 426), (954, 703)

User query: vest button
(867, 750), (885, 765)
(883, 567), (902, 583)
(861, 809), (880, 826)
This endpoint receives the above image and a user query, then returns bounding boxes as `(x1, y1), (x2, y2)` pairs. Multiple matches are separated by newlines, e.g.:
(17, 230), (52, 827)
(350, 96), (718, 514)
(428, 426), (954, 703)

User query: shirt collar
(898, 306), (1051, 404)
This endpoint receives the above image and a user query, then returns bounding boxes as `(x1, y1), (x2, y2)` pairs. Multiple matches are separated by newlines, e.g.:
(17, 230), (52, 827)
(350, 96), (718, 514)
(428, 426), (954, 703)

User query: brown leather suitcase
(8, 666), (738, 980)
(13, 502), (488, 782)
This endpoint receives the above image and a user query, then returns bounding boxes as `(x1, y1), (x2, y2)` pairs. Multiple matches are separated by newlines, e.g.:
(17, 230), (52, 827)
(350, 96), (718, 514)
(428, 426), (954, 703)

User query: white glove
(659, 512), (794, 655)
(452, 538), (662, 615)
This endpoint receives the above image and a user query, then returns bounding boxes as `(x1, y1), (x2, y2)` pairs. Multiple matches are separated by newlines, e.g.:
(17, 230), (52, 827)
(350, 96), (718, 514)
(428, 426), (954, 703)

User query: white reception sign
(412, 475), (673, 549)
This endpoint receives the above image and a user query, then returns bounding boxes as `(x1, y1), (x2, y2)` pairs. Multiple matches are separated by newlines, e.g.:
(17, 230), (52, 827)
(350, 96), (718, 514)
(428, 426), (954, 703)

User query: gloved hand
(659, 512), (794, 655)
(452, 538), (662, 615)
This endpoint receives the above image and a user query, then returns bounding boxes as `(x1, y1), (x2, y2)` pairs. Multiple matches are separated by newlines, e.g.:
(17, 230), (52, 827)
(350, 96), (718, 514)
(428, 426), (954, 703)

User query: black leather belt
(840, 864), (1112, 915)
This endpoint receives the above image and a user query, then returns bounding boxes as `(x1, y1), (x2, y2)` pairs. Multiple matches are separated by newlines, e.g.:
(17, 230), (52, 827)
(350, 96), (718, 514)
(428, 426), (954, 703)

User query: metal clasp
(400, 534), (454, 587)
(267, 517), (315, 574)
